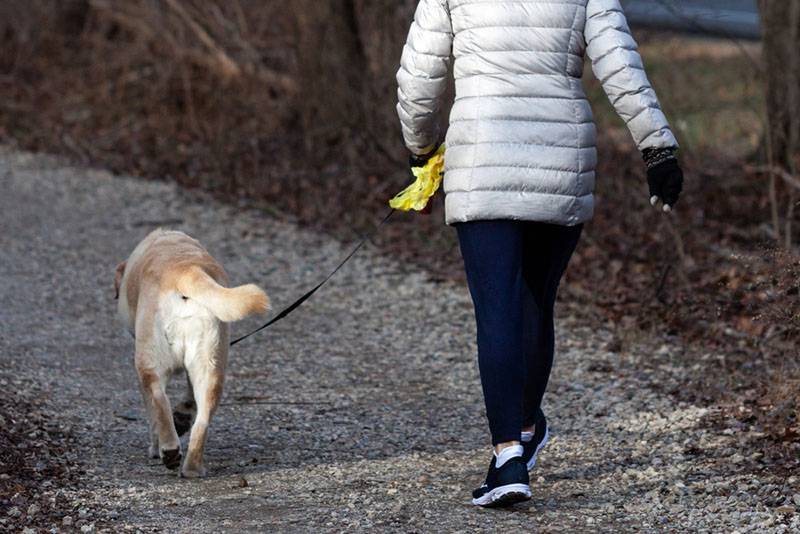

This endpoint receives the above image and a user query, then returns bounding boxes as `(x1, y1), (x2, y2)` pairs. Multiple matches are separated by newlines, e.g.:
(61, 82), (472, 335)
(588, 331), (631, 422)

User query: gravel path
(1, 147), (798, 533)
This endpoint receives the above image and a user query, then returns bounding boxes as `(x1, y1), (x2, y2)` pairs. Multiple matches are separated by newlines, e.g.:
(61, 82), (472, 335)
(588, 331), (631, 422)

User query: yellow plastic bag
(389, 145), (446, 212)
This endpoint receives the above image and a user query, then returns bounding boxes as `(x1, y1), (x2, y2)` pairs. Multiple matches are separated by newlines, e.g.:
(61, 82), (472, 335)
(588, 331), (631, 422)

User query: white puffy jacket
(397, 0), (678, 225)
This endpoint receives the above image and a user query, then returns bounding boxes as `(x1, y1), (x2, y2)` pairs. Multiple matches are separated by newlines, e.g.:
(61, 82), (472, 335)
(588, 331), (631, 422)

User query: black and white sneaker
(521, 416), (550, 471)
(471, 447), (531, 508)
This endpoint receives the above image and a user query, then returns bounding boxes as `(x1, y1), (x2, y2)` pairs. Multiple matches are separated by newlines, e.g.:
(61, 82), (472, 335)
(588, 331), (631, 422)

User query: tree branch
(162, 0), (241, 79)
(748, 165), (800, 190)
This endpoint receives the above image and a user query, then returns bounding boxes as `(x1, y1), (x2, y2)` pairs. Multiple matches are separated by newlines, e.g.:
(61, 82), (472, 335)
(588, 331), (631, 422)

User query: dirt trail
(1, 148), (796, 533)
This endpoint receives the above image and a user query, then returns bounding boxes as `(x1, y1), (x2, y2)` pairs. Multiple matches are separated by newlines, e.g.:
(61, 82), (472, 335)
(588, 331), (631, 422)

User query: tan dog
(115, 229), (269, 477)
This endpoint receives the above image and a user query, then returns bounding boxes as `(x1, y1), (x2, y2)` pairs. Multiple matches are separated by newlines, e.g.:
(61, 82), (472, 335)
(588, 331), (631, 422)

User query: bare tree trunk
(294, 0), (367, 151)
(293, 1), (423, 161)
(760, 0), (800, 171)
(759, 0), (800, 246)
(351, 0), (420, 162)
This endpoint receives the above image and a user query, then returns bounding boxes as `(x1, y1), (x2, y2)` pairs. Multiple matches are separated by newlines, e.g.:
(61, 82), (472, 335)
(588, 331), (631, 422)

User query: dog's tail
(175, 266), (270, 323)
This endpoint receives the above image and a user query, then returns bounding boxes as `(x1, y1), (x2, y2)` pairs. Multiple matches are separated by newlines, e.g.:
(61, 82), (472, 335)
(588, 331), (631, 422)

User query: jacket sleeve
(396, 0), (454, 155)
(584, 0), (678, 150)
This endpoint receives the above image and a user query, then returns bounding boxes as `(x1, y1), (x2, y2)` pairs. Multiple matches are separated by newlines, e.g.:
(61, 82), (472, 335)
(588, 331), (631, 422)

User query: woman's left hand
(644, 148), (683, 212)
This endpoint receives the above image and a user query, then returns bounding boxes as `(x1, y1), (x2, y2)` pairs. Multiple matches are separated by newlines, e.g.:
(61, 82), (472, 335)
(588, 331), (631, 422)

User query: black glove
(643, 147), (683, 212)
(409, 144), (440, 169)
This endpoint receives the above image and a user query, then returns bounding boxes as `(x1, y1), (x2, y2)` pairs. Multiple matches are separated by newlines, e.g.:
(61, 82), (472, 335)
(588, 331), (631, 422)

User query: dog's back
(116, 229), (269, 338)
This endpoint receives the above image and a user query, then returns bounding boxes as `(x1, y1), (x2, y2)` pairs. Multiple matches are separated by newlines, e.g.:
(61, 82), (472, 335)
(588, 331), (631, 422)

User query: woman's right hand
(409, 144), (441, 170)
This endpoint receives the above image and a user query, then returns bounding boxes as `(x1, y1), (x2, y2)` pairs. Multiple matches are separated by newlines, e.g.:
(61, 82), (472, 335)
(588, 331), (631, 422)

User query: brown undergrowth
(0, 379), (104, 531)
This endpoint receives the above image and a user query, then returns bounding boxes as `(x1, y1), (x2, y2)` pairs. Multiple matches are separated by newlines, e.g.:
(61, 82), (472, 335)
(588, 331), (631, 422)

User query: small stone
(62, 516), (74, 526)
(793, 494), (800, 506)
(78, 508), (90, 519)
(6, 507), (21, 518)
(80, 523), (95, 533)
(776, 505), (796, 514)
(238, 476), (249, 488)
(22, 528), (36, 534)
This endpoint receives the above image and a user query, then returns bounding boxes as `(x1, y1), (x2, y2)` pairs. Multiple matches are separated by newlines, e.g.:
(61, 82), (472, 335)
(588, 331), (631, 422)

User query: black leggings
(456, 220), (582, 445)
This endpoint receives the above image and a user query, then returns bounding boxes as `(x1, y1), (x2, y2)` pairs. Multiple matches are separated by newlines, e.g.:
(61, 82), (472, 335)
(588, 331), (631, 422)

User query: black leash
(230, 208), (396, 347)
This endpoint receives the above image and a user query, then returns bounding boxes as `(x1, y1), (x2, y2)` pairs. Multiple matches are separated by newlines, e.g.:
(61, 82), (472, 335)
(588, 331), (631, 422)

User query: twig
(163, 0), (241, 79)
(250, 66), (298, 92)
(661, 215), (690, 287)
(651, 0), (763, 73)
(768, 172), (780, 240)
(747, 165), (800, 190)
(655, 263), (673, 303)
(88, 0), (158, 42)
(223, 398), (332, 406)
(207, 3), (238, 35)
(764, 125), (782, 243)
(181, 65), (199, 134)
(232, 0), (249, 38)
(786, 189), (797, 249)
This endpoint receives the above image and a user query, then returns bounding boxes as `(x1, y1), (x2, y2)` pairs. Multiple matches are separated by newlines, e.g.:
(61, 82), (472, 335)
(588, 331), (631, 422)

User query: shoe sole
(526, 427), (550, 471)
(472, 483), (532, 508)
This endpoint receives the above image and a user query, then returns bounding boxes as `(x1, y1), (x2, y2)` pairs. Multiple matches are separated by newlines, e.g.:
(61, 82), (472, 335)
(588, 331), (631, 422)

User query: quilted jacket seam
(567, 4), (581, 221)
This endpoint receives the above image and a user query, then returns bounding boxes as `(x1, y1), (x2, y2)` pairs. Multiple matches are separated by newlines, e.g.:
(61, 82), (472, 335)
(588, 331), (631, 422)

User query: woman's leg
(456, 220), (527, 446)
(521, 223), (583, 429)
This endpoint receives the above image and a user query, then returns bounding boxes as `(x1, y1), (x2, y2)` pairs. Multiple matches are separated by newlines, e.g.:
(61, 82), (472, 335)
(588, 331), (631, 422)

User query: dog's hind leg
(136, 368), (161, 459)
(137, 361), (182, 471)
(146, 419), (159, 459)
(181, 343), (227, 478)
(173, 373), (196, 437)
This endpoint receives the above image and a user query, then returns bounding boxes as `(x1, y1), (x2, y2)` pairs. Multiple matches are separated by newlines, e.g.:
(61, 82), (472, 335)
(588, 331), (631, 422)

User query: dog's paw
(172, 400), (196, 437)
(173, 410), (194, 437)
(161, 448), (182, 470)
(148, 445), (160, 459)
(180, 463), (206, 479)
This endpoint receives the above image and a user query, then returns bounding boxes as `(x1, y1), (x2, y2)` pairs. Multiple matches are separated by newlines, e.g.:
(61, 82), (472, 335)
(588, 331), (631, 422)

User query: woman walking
(397, 0), (684, 507)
